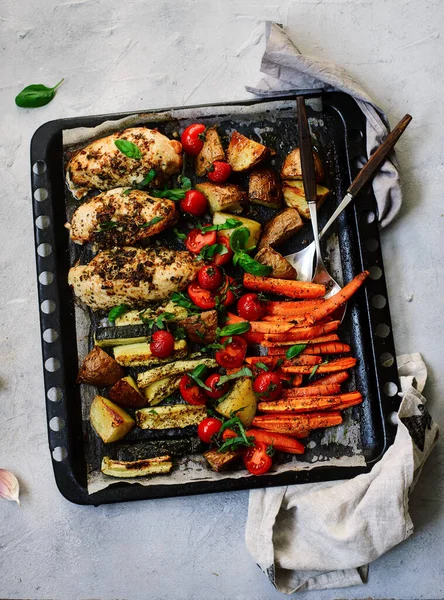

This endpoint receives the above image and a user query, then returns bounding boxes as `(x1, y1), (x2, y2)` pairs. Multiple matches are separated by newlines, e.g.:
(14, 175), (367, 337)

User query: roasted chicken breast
(68, 188), (177, 246)
(66, 127), (183, 199)
(68, 247), (200, 310)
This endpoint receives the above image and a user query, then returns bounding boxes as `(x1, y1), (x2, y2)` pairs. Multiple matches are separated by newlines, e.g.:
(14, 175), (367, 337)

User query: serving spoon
(285, 109), (413, 282)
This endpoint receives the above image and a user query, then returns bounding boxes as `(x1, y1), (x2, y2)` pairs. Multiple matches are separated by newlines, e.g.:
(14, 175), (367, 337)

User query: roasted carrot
(249, 321), (296, 334)
(262, 314), (308, 325)
(243, 273), (326, 299)
(251, 421), (312, 438)
(265, 299), (326, 316)
(333, 395), (364, 410)
(280, 383), (342, 396)
(253, 411), (342, 430)
(287, 373), (304, 387)
(244, 332), (265, 344)
(222, 428), (305, 454)
(302, 342), (351, 355)
(264, 321), (340, 342)
(263, 334), (340, 349)
(258, 392), (363, 413)
(307, 371), (350, 386)
(245, 355), (322, 368)
(225, 312), (247, 325)
(304, 271), (369, 324)
(281, 357), (357, 374)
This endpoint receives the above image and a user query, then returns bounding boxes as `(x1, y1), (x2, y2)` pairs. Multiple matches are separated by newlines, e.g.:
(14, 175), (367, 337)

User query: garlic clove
(0, 469), (20, 506)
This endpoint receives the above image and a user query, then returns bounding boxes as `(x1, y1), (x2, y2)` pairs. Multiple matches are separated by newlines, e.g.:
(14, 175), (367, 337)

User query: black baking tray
(31, 92), (401, 505)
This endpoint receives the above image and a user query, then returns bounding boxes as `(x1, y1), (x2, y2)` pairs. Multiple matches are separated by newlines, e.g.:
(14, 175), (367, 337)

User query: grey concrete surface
(0, 1), (443, 598)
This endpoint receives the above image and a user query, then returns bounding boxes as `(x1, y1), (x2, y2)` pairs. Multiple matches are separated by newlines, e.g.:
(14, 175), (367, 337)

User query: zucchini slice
(136, 404), (207, 430)
(101, 455), (173, 478)
(113, 339), (187, 367)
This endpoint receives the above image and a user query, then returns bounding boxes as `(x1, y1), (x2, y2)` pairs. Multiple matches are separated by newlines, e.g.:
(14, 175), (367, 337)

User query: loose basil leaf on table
(15, 79), (64, 108)
(114, 139), (142, 159)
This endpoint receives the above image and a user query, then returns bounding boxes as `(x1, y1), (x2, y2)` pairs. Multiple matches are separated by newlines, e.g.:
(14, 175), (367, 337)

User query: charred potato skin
(195, 127), (225, 177)
(227, 131), (269, 172)
(258, 208), (304, 251)
(248, 168), (282, 209)
(108, 376), (146, 409)
(77, 346), (124, 386)
(177, 310), (218, 343)
(280, 148), (324, 182)
(195, 182), (245, 214)
(255, 246), (297, 280)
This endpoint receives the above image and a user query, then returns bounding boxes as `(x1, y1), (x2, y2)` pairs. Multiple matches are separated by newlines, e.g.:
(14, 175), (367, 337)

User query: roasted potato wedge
(90, 395), (135, 443)
(195, 127), (225, 177)
(142, 375), (182, 406)
(177, 310), (218, 343)
(204, 449), (242, 472)
(282, 181), (330, 219)
(136, 404), (207, 429)
(77, 346), (123, 386)
(113, 339), (187, 367)
(108, 376), (146, 409)
(258, 208), (304, 251)
(216, 377), (257, 427)
(280, 148), (324, 182)
(248, 168), (282, 209)
(195, 182), (245, 214)
(255, 247), (297, 280)
(212, 212), (261, 249)
(227, 131), (269, 172)
(101, 455), (173, 478)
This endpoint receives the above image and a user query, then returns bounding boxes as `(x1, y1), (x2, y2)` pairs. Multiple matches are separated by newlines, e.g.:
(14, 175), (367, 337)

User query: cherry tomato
(180, 190), (208, 217)
(179, 374), (208, 406)
(219, 275), (236, 307)
(185, 229), (217, 254)
(197, 417), (223, 444)
(198, 265), (223, 291)
(253, 371), (283, 401)
(215, 335), (247, 368)
(150, 330), (175, 358)
(207, 161), (232, 183)
(188, 282), (216, 310)
(237, 293), (265, 321)
(181, 123), (206, 156)
(211, 235), (234, 267)
(205, 373), (230, 399)
(243, 442), (273, 475)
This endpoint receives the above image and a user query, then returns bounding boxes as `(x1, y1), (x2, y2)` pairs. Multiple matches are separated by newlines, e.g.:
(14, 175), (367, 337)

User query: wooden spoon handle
(347, 114), (412, 197)
(297, 96), (317, 204)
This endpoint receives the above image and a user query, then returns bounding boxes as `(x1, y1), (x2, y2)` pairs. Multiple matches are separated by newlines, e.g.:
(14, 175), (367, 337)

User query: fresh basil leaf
(138, 309), (155, 327)
(197, 243), (228, 261)
(136, 168), (157, 188)
(189, 365), (211, 391)
(174, 227), (187, 240)
(178, 176), (192, 191)
(218, 322), (251, 337)
(216, 367), (253, 387)
(237, 253), (272, 276)
(155, 312), (175, 329)
(108, 304), (130, 323)
(201, 218), (243, 233)
(285, 344), (307, 360)
(229, 227), (250, 252)
(15, 79), (64, 108)
(99, 221), (118, 231)
(218, 436), (254, 453)
(114, 139), (142, 159)
(255, 362), (269, 372)
(140, 216), (163, 229)
(171, 291), (201, 313)
(308, 360), (329, 380)
(122, 188), (132, 196)
(151, 188), (186, 201)
(275, 358), (284, 370)
(173, 326), (187, 340)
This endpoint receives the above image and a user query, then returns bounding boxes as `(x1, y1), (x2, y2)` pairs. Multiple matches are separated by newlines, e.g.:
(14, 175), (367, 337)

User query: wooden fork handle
(347, 114), (412, 197)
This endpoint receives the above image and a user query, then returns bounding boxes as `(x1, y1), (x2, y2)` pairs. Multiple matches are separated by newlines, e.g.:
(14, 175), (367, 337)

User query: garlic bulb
(0, 469), (20, 506)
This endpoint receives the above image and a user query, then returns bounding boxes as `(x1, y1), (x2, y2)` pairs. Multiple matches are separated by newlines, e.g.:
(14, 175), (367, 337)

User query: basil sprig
(99, 221), (118, 231)
(217, 415), (254, 453)
(108, 304), (130, 323)
(218, 322), (251, 337)
(201, 218), (243, 233)
(285, 344), (307, 360)
(15, 79), (64, 108)
(151, 176), (192, 201)
(230, 227), (272, 276)
(188, 365), (212, 392)
(308, 360), (329, 380)
(114, 139), (142, 159)
(197, 243), (228, 261)
(216, 367), (253, 387)
(140, 216), (163, 229)
(171, 291), (201, 314)
(136, 168), (157, 188)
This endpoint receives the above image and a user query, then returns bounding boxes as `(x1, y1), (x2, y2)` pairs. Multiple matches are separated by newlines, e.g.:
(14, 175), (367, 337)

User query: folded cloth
(246, 353), (439, 593)
(246, 23), (402, 227)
